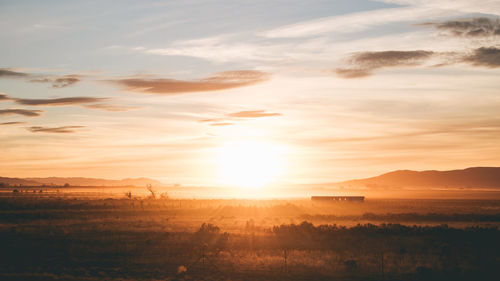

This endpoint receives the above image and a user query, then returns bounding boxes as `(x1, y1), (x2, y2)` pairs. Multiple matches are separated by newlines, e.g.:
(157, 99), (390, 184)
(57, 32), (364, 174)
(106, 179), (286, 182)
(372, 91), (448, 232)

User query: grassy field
(0, 190), (499, 280)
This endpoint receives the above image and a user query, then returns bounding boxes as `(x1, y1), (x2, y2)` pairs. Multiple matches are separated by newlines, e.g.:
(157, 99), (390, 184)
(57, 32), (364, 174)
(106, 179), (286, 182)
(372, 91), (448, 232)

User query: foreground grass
(0, 196), (499, 280)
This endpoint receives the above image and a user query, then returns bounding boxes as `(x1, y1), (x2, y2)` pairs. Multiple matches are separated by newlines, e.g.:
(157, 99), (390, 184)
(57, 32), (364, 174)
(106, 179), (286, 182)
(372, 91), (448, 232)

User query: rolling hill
(0, 177), (42, 187)
(337, 167), (500, 189)
(0, 176), (165, 187)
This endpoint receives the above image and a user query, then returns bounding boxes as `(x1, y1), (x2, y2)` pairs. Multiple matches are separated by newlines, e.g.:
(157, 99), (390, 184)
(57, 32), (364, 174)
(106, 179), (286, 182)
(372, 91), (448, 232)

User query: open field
(1, 189), (499, 281)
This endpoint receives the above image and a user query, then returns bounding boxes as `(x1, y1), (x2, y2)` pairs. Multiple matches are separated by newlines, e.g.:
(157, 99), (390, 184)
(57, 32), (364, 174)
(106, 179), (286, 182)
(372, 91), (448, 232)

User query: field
(1, 189), (499, 281)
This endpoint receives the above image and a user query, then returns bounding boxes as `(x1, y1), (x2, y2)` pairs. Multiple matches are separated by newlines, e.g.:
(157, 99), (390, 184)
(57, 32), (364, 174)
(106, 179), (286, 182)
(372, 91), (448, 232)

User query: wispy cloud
(227, 110), (282, 118)
(27, 126), (85, 133)
(378, 0), (500, 17)
(110, 70), (269, 94)
(83, 103), (140, 112)
(335, 50), (434, 78)
(210, 122), (234, 126)
(141, 35), (288, 63)
(0, 121), (27, 126)
(262, 6), (455, 38)
(0, 109), (42, 117)
(334, 68), (373, 79)
(199, 118), (226, 123)
(0, 68), (81, 88)
(200, 110), (282, 126)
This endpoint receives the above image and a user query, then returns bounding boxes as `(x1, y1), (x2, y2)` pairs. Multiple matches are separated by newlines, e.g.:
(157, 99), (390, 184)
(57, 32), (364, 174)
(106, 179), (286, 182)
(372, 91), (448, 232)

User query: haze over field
(2, 167), (500, 199)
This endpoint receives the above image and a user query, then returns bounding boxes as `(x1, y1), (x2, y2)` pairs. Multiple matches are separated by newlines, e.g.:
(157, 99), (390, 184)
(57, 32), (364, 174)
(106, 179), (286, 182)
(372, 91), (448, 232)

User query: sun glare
(215, 140), (284, 190)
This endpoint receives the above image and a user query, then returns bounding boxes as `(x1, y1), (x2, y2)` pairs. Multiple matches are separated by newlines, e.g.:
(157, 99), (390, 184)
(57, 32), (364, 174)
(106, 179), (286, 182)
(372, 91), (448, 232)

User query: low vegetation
(0, 194), (499, 280)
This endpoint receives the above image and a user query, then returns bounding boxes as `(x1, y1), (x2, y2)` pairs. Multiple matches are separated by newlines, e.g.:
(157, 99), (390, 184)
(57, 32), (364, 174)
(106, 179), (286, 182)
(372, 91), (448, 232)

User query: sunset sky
(1, 0), (499, 188)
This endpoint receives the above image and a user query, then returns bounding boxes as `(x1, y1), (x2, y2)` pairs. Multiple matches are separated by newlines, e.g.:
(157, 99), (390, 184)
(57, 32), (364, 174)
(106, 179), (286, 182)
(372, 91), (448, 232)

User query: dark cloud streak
(423, 17), (500, 38)
(29, 75), (81, 88)
(335, 50), (434, 78)
(15, 97), (106, 106)
(0, 68), (81, 88)
(0, 69), (29, 78)
(0, 121), (27, 126)
(0, 108), (42, 117)
(0, 93), (11, 101)
(1, 93), (133, 113)
(27, 126), (85, 133)
(464, 47), (500, 68)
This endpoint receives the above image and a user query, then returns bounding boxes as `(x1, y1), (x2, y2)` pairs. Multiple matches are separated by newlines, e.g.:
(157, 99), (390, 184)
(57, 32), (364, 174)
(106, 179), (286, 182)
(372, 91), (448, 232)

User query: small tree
(146, 184), (156, 199)
(160, 191), (169, 199)
(124, 191), (132, 199)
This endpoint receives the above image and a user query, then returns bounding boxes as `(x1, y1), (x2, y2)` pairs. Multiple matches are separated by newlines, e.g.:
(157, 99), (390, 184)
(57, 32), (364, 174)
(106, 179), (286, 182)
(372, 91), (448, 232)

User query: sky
(1, 0), (499, 187)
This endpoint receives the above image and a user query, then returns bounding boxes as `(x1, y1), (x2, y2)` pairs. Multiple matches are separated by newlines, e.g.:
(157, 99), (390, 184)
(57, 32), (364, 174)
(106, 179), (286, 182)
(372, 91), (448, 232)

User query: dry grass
(0, 192), (499, 280)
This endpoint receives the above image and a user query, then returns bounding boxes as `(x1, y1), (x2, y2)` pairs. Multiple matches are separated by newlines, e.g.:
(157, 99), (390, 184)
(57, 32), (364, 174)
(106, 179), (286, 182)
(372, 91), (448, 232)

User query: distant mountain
(0, 177), (42, 186)
(0, 176), (165, 187)
(337, 167), (500, 189)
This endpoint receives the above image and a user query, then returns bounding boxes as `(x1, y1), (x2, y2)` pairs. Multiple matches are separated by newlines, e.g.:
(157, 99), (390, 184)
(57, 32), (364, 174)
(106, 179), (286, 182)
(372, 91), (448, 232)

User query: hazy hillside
(0, 177), (42, 186)
(338, 167), (500, 189)
(0, 177), (165, 187)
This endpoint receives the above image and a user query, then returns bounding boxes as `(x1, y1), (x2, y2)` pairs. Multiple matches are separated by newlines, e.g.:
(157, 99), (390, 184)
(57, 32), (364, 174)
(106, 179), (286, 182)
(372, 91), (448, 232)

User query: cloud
(334, 68), (372, 79)
(50, 76), (80, 88)
(227, 110), (282, 118)
(83, 103), (140, 112)
(15, 97), (106, 106)
(0, 109), (42, 117)
(200, 110), (282, 126)
(1, 93), (134, 112)
(348, 50), (435, 68)
(262, 6), (457, 38)
(0, 121), (27, 126)
(210, 122), (234, 126)
(27, 126), (85, 133)
(424, 17), (500, 37)
(133, 1), (497, 65)
(335, 50), (434, 78)
(377, 1), (500, 18)
(111, 70), (269, 94)
(0, 93), (11, 101)
(0, 69), (29, 78)
(29, 75), (81, 88)
(141, 36), (287, 63)
(335, 47), (499, 78)
(463, 47), (500, 67)
(0, 68), (81, 88)
(200, 118), (225, 123)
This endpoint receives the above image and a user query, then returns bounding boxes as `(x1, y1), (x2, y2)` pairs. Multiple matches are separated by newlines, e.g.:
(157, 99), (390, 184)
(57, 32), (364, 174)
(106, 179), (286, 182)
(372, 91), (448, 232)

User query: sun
(215, 140), (284, 190)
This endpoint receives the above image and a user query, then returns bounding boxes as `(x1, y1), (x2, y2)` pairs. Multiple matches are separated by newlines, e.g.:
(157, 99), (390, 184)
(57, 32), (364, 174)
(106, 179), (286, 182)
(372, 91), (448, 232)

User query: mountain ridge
(337, 167), (500, 189)
(0, 176), (165, 187)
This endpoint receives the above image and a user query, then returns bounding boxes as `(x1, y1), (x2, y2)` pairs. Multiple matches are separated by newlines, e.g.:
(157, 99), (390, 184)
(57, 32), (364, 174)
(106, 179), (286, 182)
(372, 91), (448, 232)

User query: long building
(311, 196), (364, 202)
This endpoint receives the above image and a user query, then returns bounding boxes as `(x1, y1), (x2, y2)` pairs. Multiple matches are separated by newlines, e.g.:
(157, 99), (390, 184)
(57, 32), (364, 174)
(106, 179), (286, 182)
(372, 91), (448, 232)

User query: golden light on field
(215, 140), (284, 191)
